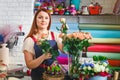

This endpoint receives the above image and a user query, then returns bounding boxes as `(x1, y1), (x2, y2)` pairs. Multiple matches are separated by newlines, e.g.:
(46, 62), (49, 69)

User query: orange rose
(41, 33), (48, 39)
(72, 32), (78, 39)
(67, 34), (73, 39)
(83, 32), (92, 39)
(78, 32), (85, 40)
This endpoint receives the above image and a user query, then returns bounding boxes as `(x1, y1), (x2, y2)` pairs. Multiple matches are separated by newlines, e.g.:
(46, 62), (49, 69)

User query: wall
(0, 0), (34, 66)
(0, 0), (118, 67)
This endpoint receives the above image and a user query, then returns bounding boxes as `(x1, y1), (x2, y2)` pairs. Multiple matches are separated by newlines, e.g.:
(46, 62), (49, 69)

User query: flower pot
(89, 76), (107, 80)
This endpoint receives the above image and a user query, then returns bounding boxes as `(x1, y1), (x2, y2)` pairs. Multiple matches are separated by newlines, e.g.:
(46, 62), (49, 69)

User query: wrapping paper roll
(0, 44), (9, 66)
(88, 44), (120, 52)
(81, 29), (120, 38)
(89, 38), (120, 44)
(79, 24), (120, 30)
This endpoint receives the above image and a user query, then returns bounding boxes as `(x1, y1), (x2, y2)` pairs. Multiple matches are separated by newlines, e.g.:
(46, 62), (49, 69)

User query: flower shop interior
(0, 0), (120, 80)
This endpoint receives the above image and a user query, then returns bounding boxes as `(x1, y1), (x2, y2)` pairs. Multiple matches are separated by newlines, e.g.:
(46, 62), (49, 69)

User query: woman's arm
(23, 50), (52, 69)
(57, 42), (64, 52)
(23, 37), (52, 69)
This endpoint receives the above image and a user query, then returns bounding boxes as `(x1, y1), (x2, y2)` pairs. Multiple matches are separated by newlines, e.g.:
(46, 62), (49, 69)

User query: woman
(23, 8), (92, 80)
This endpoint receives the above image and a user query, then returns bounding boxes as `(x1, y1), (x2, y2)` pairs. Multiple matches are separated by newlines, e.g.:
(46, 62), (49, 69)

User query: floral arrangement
(57, 18), (92, 78)
(80, 55), (111, 78)
(0, 24), (19, 49)
(36, 33), (59, 60)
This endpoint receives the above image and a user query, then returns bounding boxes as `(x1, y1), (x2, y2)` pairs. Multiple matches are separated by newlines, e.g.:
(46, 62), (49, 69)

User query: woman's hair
(25, 8), (51, 39)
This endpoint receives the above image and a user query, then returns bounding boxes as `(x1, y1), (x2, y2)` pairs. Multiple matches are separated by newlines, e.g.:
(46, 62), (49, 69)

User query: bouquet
(57, 18), (92, 78)
(36, 34), (63, 76)
(80, 55), (111, 78)
(36, 33), (59, 60)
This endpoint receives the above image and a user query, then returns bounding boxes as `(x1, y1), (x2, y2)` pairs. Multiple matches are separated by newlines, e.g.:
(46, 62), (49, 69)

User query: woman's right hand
(42, 53), (52, 60)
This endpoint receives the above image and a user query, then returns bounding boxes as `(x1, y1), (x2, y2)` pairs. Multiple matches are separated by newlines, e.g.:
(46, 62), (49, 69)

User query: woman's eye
(38, 16), (49, 20)
(38, 16), (42, 19)
(45, 17), (48, 19)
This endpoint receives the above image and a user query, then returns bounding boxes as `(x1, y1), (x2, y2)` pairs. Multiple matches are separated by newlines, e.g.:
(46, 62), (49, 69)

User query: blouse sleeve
(22, 37), (35, 55)
(53, 32), (62, 44)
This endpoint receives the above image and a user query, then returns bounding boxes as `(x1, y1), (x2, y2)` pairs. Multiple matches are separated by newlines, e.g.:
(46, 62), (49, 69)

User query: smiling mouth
(41, 23), (46, 25)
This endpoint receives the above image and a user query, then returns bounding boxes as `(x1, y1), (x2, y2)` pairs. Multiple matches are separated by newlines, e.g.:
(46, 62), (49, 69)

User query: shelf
(51, 14), (120, 16)
(51, 14), (120, 24)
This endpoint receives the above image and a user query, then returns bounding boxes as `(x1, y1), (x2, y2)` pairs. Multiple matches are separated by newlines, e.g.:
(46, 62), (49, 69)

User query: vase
(89, 76), (107, 80)
(0, 43), (9, 66)
(68, 50), (82, 79)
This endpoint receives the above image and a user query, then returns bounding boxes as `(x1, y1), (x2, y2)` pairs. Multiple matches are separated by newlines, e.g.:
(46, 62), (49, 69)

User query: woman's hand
(42, 53), (52, 60)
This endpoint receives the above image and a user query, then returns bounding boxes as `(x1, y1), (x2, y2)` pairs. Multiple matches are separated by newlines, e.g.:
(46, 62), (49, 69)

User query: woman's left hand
(43, 53), (52, 60)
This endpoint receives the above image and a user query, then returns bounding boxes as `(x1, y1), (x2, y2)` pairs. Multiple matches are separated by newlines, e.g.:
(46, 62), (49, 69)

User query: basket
(88, 6), (102, 15)
(43, 72), (64, 80)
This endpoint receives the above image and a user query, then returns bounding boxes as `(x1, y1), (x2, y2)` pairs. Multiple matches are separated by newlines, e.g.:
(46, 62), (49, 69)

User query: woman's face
(36, 11), (50, 30)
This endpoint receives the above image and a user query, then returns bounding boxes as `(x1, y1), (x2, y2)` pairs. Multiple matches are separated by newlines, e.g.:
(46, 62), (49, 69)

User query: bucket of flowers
(57, 18), (92, 79)
(80, 55), (111, 80)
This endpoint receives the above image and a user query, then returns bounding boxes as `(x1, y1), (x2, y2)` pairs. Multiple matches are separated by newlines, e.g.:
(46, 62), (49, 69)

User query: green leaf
(93, 55), (99, 61)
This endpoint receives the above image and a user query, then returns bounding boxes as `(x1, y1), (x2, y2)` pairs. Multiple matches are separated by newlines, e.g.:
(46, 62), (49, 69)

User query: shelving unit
(51, 14), (120, 33)
(51, 14), (120, 67)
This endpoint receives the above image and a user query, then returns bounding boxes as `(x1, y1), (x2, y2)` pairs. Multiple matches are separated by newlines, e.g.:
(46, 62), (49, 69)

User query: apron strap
(51, 31), (55, 40)
(31, 36), (37, 42)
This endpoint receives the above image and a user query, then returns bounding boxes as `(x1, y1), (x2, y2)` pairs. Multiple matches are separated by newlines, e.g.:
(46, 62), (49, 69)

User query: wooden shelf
(51, 14), (120, 16)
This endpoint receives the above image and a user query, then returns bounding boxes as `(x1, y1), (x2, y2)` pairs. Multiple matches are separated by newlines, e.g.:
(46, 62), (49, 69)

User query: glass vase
(68, 50), (82, 79)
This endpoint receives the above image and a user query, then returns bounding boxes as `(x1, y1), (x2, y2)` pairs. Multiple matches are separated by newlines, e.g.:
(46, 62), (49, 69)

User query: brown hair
(25, 8), (51, 40)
